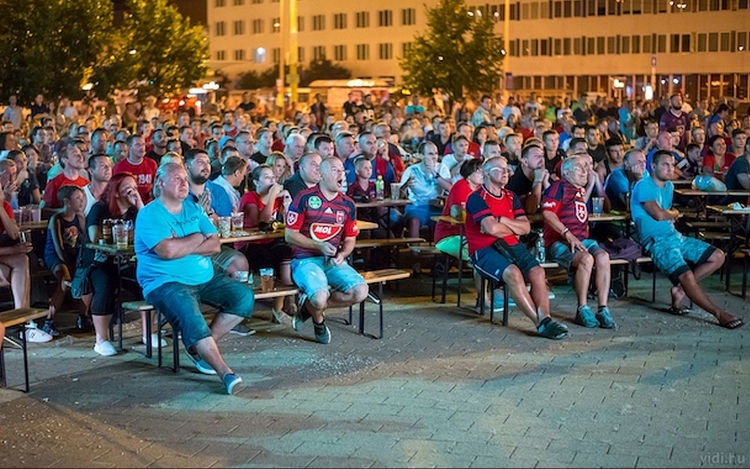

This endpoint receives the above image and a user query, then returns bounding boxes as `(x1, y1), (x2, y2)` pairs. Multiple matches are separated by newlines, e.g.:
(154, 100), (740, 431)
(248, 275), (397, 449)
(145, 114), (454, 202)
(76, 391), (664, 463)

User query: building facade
(207, 0), (750, 101)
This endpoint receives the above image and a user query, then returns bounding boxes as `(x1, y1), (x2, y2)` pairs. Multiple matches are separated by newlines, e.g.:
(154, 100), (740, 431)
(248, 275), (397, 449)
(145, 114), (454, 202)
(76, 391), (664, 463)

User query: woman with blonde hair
(265, 151), (292, 185)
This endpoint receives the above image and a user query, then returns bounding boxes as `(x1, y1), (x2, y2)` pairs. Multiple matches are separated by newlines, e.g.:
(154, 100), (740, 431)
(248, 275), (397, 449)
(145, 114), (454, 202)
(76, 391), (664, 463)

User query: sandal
(666, 306), (691, 316)
(720, 318), (744, 330)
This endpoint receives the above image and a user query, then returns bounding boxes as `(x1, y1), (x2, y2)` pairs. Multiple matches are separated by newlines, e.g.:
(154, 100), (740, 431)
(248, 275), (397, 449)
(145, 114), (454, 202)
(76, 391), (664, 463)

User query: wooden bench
(0, 308), (49, 392)
(344, 269), (411, 339)
(354, 237), (426, 249)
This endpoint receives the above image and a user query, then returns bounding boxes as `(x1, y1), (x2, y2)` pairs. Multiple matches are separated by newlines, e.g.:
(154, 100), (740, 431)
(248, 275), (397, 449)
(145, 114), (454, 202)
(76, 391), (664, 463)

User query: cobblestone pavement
(0, 271), (748, 468)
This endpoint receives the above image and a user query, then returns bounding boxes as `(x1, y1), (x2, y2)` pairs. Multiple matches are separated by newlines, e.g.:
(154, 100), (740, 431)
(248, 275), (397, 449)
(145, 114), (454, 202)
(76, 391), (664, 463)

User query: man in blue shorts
(286, 157), (369, 344)
(135, 163), (254, 394)
(465, 156), (568, 340)
(542, 156), (616, 329)
(631, 150), (743, 329)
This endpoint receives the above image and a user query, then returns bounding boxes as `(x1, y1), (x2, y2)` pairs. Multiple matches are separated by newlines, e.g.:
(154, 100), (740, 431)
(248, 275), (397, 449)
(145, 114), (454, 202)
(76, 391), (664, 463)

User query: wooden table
(675, 189), (750, 218)
(18, 220), (49, 231)
(706, 205), (750, 294)
(355, 199), (412, 238)
(218, 220), (378, 244)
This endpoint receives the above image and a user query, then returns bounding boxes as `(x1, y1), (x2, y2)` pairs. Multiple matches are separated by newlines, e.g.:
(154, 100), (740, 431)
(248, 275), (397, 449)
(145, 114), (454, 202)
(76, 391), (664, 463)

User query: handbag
(70, 259), (93, 299)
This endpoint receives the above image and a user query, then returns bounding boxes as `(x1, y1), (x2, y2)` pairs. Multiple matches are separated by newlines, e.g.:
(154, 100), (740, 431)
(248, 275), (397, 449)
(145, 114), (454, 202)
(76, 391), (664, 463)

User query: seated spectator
(135, 162), (254, 394)
(42, 186), (87, 337)
(345, 132), (396, 186)
(702, 134), (736, 179)
(465, 157), (568, 340)
(81, 154), (113, 216)
(240, 165), (294, 318)
(284, 152), (322, 200)
(506, 142), (550, 214)
(604, 149), (647, 211)
(542, 156), (616, 329)
(266, 151), (293, 186)
(4, 151), (41, 206)
(286, 157), (369, 345)
(631, 150), (742, 329)
(438, 135), (475, 185)
(400, 141), (442, 238)
(213, 156), (247, 214)
(722, 138), (749, 191)
(596, 137), (625, 186)
(41, 138), (89, 214)
(113, 135), (158, 203)
(347, 157), (391, 238)
(79, 173), (147, 356)
(682, 143), (703, 180)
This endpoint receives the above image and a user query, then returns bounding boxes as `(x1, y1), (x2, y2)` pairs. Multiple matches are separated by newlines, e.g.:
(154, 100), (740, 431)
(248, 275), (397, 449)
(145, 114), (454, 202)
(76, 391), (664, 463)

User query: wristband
(561, 228), (570, 236)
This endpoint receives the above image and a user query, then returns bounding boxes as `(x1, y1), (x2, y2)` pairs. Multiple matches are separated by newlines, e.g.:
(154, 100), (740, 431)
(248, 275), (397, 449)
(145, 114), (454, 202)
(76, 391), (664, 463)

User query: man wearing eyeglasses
(542, 156), (616, 330)
(465, 156), (569, 340)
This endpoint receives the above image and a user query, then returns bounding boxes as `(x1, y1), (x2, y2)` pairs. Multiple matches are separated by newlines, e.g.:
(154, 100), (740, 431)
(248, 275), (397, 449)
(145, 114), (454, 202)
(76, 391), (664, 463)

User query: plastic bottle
(375, 175), (385, 200)
(536, 230), (546, 263)
(9, 192), (18, 210)
(713, 162), (720, 174)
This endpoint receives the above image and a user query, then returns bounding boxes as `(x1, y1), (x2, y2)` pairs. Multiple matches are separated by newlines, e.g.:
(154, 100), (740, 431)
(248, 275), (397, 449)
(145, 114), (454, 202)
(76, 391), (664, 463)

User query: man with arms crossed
(286, 157), (369, 344)
(135, 163), (255, 394)
(631, 150), (743, 328)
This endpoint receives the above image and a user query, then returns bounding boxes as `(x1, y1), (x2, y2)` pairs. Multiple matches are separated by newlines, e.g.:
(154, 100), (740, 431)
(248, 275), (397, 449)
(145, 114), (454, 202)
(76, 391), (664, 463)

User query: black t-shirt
(18, 172), (40, 206)
(343, 101), (363, 119)
(283, 172), (309, 200)
(588, 145), (607, 164)
(251, 151), (268, 166)
(238, 101), (256, 112)
(145, 149), (165, 164)
(506, 168), (533, 197)
(545, 150), (565, 176)
(80, 201), (137, 265)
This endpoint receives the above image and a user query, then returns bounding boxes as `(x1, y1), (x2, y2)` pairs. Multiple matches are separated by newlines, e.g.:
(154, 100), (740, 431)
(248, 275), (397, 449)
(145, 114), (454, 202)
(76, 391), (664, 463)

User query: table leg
(457, 229), (463, 308)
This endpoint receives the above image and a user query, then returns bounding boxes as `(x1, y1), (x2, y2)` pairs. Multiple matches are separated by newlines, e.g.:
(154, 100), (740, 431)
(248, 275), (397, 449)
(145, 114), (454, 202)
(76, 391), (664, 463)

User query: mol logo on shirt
(310, 223), (342, 242)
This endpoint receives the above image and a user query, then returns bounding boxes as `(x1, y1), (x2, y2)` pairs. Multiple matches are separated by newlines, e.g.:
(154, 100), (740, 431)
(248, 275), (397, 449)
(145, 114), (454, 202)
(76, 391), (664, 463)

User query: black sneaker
(76, 315), (93, 333)
(41, 319), (60, 337)
(313, 321), (331, 344)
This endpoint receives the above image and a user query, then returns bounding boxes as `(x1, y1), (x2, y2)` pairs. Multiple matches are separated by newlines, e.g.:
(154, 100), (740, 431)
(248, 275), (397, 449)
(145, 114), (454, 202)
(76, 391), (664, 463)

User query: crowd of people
(0, 89), (746, 394)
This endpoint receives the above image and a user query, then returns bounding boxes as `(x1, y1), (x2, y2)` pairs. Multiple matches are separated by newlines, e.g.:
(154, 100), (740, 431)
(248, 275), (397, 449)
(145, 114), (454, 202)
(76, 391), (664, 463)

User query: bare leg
(527, 267), (551, 319)
(48, 265), (70, 320)
(502, 265), (541, 325)
(224, 254), (249, 279)
(594, 250), (611, 307)
(1, 254), (30, 309)
(92, 314), (112, 344)
(305, 290), (330, 324)
(677, 269), (740, 326)
(671, 250), (725, 308)
(327, 284), (369, 308)
(194, 336), (233, 377)
(406, 217), (421, 238)
(570, 252), (594, 307)
(209, 312), (245, 342)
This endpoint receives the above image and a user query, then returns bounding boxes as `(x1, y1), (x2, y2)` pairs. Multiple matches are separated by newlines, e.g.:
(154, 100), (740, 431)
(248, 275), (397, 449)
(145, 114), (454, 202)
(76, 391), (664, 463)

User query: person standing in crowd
(285, 157), (369, 345)
(542, 156), (616, 329)
(135, 163), (254, 394)
(631, 150), (743, 328)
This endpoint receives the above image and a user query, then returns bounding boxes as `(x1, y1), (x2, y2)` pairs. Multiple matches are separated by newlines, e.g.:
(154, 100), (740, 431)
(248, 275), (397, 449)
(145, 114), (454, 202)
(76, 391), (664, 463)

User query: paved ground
(0, 268), (748, 468)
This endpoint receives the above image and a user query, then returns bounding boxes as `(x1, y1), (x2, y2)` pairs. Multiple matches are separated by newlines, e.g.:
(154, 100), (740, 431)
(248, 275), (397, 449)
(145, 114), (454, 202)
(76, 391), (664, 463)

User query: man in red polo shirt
(465, 156), (568, 340)
(542, 155), (616, 329)
(113, 135), (158, 203)
(41, 138), (89, 212)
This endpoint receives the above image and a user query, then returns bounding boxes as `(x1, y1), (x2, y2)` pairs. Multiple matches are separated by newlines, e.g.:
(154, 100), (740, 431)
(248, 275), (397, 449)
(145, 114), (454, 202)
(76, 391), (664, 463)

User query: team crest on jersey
(286, 211), (298, 226)
(308, 196), (322, 210)
(575, 201), (588, 223)
(336, 211), (345, 224)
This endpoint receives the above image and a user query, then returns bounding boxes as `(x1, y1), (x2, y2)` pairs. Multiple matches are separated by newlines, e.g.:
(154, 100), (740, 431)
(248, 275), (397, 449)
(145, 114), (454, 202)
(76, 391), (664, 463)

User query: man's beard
(192, 174), (209, 185)
(672, 104), (682, 111)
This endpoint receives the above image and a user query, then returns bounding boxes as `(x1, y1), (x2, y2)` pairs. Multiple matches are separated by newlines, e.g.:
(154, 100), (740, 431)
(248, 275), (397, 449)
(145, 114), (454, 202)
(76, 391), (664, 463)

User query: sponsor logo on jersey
(310, 223), (342, 242)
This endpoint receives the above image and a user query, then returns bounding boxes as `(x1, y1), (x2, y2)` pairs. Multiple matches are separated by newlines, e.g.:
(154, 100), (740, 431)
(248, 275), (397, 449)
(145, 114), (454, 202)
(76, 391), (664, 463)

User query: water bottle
(375, 175), (385, 200)
(536, 230), (546, 263)
(713, 162), (720, 174)
(9, 191), (18, 210)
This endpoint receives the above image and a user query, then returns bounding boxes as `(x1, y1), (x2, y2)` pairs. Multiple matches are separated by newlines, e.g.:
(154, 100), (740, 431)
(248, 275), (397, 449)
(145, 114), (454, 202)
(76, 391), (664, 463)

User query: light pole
(503, 0), (511, 98)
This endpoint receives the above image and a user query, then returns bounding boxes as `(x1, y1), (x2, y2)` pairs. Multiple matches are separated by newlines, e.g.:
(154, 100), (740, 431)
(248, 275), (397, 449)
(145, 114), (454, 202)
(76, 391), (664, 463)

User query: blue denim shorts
(291, 256), (366, 298)
(646, 233), (716, 285)
(548, 238), (603, 271)
(145, 271), (255, 350)
(403, 204), (442, 227)
(471, 243), (540, 285)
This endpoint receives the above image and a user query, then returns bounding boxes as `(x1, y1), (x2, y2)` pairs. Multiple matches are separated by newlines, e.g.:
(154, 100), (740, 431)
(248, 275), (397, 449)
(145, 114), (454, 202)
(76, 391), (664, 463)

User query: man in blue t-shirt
(604, 149), (647, 211)
(723, 138), (750, 190)
(631, 150), (743, 329)
(135, 163), (255, 394)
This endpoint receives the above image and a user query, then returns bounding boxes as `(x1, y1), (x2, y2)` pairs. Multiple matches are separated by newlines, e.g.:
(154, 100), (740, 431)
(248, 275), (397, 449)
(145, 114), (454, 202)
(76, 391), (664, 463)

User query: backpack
(601, 236), (643, 281)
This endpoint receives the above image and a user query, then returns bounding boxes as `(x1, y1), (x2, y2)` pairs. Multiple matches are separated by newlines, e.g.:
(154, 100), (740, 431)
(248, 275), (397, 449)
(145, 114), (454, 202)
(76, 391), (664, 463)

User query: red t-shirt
(465, 185), (525, 255)
(542, 179), (589, 248)
(42, 174), (89, 209)
(239, 191), (284, 245)
(434, 179), (474, 243)
(702, 153), (736, 177)
(113, 158), (158, 203)
(0, 201), (13, 235)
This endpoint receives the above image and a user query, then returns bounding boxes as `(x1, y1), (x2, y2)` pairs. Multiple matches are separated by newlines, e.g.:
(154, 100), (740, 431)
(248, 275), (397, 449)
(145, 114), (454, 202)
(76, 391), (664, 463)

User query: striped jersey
(465, 185), (525, 255)
(542, 179), (589, 247)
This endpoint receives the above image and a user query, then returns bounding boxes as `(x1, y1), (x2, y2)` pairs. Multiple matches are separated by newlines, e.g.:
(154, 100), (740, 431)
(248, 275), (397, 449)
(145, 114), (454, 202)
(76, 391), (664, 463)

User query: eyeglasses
(486, 167), (510, 174)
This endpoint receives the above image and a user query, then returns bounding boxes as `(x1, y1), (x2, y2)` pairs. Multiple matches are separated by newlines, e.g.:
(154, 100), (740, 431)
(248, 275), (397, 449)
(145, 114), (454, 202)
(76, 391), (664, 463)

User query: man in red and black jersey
(286, 157), (369, 344)
(542, 155), (616, 330)
(465, 156), (568, 340)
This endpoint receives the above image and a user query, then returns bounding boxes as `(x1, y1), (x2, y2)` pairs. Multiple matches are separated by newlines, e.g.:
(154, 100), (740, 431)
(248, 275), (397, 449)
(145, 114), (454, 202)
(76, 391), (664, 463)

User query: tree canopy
(399, 0), (504, 103)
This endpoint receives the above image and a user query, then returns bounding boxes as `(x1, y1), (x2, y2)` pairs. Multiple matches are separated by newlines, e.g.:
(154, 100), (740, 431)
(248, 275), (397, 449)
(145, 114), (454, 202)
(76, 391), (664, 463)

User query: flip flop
(720, 318), (744, 330)
(666, 306), (691, 316)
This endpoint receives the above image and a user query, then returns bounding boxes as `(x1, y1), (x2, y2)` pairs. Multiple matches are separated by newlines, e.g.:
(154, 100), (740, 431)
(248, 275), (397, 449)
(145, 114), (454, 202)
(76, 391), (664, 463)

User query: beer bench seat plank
(354, 237), (426, 249)
(345, 269), (411, 339)
(0, 308), (49, 392)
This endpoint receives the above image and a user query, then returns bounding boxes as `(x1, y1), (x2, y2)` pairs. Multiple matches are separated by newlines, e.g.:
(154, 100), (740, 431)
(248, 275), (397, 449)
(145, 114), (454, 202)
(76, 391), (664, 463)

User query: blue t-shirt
(135, 198), (217, 297)
(724, 156), (749, 190)
(604, 167), (630, 211)
(399, 163), (438, 205)
(205, 179), (234, 217)
(631, 176), (676, 246)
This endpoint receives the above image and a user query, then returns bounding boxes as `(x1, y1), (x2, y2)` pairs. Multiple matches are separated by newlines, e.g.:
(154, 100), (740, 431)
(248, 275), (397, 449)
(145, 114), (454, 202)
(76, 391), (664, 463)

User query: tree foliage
(236, 59), (352, 90)
(399, 0), (504, 103)
(93, 0), (209, 99)
(0, 0), (113, 103)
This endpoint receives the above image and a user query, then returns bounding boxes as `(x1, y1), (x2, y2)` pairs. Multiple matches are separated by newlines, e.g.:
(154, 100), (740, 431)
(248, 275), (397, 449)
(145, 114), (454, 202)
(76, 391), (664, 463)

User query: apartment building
(207, 0), (750, 100)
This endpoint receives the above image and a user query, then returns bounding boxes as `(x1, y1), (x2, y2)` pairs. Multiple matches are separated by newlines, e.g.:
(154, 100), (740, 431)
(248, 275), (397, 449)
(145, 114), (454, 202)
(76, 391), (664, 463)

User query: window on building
(233, 20), (245, 35)
(510, 3), (519, 19)
(623, 0), (632, 13)
(720, 32), (730, 51)
(622, 35), (630, 53)
(297, 16), (304, 32)
(597, 0), (606, 15)
(379, 43), (393, 59)
(215, 21), (226, 36)
(555, 38), (562, 55)
(334, 45), (347, 61)
(541, 1), (550, 17)
(234, 0), (244, 5)
(740, 0), (749, 8)
(632, 35), (640, 53)
(564, 0), (572, 16)
(253, 48), (265, 63)
(313, 14), (325, 30)
(566, 37), (574, 55)
(402, 42), (413, 56)
(334, 13), (347, 29)
(402, 8), (416, 25)
(738, 32), (747, 51)
(708, 32), (718, 51)
(216, 50), (226, 61)
(252, 19), (263, 34)
(298, 47), (305, 63)
(272, 18), (280, 33)
(681, 34), (691, 52)
(697, 33), (707, 51)
(313, 45), (326, 60)
(671, 34), (680, 53)
(586, 37), (595, 55)
(272, 48), (280, 64)
(657, 34), (666, 53)
(378, 10), (393, 26)
(597, 36), (605, 54)
(525, 2), (533, 19)
(587, 0), (597, 15)
(574, 0), (583, 15)
(643, 34), (651, 53)
(251, 0), (262, 3)
(356, 11), (370, 28)
(541, 39), (549, 56)
(607, 36), (615, 53)
(522, 39), (530, 56)
(658, 0), (668, 12)
(632, 0), (642, 13)
(644, 0), (653, 13)
(215, 0), (226, 6)
(554, 1), (562, 17)
(356, 44), (370, 60)
(234, 49), (246, 61)
(608, 0), (619, 14)
(531, 39), (539, 56)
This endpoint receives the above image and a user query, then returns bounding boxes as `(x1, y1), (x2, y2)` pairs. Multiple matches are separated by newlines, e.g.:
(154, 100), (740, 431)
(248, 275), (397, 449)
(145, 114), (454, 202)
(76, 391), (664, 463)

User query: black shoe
(76, 315), (93, 332)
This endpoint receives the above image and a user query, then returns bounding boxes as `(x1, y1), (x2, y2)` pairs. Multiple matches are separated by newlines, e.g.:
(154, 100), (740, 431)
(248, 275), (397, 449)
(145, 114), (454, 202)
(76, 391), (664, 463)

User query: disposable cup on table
(218, 217), (231, 238)
(389, 183), (401, 200)
(592, 197), (604, 216)
(259, 268), (275, 293)
(231, 212), (244, 231)
(113, 224), (128, 248)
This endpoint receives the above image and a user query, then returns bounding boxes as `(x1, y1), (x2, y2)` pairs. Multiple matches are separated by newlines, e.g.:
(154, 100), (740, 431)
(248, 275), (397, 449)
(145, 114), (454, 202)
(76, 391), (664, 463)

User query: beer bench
(342, 269), (411, 339)
(0, 308), (49, 392)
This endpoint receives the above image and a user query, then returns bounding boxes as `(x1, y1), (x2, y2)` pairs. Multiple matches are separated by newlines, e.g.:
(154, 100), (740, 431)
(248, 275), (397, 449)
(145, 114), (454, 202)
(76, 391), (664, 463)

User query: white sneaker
(142, 334), (168, 347)
(25, 328), (53, 343)
(94, 341), (117, 356)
